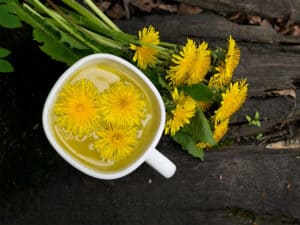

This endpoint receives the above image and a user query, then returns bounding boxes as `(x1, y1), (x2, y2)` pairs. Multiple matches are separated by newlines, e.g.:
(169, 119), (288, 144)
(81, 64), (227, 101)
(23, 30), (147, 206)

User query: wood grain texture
(174, 0), (300, 23)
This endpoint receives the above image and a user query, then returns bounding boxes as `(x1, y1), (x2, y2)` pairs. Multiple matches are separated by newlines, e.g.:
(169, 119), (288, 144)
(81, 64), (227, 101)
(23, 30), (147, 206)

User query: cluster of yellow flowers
(130, 26), (248, 151)
(54, 79), (146, 161)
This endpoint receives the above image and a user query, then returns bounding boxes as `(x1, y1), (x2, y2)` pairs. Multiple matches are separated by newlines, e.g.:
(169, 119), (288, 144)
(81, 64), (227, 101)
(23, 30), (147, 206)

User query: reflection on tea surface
(50, 61), (161, 173)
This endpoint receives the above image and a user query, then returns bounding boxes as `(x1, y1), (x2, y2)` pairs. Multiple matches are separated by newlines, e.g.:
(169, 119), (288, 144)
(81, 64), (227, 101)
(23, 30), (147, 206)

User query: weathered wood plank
(116, 14), (300, 45)
(174, 0), (300, 23)
(1, 141), (300, 224)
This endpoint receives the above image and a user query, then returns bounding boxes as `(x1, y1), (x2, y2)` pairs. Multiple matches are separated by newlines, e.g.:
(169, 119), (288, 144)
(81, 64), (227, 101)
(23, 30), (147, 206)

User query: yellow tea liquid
(49, 60), (161, 173)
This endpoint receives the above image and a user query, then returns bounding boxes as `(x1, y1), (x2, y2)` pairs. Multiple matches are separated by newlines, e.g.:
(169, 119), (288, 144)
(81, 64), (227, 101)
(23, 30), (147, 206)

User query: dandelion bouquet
(9, 0), (248, 160)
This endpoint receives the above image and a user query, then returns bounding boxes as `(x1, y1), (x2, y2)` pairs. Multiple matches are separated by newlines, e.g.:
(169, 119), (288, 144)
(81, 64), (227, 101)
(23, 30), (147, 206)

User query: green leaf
(0, 47), (10, 58)
(255, 111), (260, 120)
(245, 115), (251, 122)
(255, 121), (261, 127)
(180, 83), (214, 101)
(173, 132), (204, 160)
(0, 2), (22, 29)
(46, 19), (89, 50)
(182, 109), (216, 145)
(15, 3), (92, 65)
(0, 59), (14, 72)
(33, 28), (89, 66)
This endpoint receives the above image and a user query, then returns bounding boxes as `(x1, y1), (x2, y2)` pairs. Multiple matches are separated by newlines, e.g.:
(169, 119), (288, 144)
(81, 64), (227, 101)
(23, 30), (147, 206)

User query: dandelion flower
(187, 42), (211, 85)
(209, 36), (240, 87)
(208, 64), (226, 88)
(213, 119), (229, 142)
(214, 79), (248, 122)
(225, 35), (240, 80)
(99, 82), (146, 126)
(165, 89), (196, 136)
(94, 125), (138, 161)
(130, 26), (160, 69)
(54, 79), (101, 137)
(167, 39), (197, 86)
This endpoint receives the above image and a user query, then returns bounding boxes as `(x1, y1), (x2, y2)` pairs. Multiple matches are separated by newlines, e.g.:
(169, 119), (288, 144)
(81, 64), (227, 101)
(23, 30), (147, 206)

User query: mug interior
(42, 54), (166, 179)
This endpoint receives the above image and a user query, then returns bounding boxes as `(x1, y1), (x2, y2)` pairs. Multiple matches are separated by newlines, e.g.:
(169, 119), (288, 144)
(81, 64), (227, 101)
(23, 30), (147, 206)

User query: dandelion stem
(84, 0), (121, 32)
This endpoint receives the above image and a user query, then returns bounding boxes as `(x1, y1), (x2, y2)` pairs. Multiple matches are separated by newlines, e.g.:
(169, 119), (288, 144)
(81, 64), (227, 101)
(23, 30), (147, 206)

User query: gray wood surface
(174, 0), (300, 23)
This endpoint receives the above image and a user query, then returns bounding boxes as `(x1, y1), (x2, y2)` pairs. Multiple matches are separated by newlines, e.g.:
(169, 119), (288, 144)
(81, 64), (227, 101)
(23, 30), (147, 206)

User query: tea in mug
(48, 61), (161, 172)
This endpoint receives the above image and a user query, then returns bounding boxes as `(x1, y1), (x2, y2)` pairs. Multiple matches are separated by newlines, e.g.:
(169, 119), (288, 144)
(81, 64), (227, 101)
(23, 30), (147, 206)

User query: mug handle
(145, 148), (176, 178)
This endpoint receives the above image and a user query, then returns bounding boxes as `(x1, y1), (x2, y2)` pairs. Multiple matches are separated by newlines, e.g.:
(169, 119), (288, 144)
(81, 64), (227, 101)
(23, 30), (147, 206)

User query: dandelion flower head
(54, 79), (101, 138)
(94, 125), (138, 161)
(167, 39), (197, 86)
(209, 36), (240, 87)
(225, 35), (240, 79)
(214, 79), (248, 122)
(130, 25), (160, 69)
(99, 82), (146, 126)
(187, 41), (211, 85)
(165, 88), (197, 136)
(213, 118), (229, 142)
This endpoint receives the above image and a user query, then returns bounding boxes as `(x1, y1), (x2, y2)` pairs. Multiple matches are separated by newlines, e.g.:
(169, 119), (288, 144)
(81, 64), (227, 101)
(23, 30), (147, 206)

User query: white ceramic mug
(42, 53), (176, 179)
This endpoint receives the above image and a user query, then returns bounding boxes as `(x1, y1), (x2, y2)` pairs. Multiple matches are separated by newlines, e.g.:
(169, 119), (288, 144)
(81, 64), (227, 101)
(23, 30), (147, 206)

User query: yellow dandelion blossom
(94, 125), (138, 161)
(213, 119), (229, 142)
(99, 82), (146, 126)
(214, 79), (248, 122)
(187, 42), (211, 85)
(208, 36), (240, 87)
(225, 35), (240, 80)
(208, 64), (226, 87)
(165, 89), (196, 136)
(54, 79), (101, 137)
(197, 119), (229, 149)
(130, 26), (160, 69)
(167, 39), (197, 86)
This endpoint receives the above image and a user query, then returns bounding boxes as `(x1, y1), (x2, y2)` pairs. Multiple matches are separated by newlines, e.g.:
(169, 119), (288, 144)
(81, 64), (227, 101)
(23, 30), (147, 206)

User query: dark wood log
(1, 13), (300, 225)
(174, 0), (300, 23)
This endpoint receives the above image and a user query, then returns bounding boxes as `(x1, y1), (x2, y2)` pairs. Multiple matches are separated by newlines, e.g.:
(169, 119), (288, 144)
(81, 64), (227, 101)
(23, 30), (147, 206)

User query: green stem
(32, 0), (99, 51)
(61, 0), (110, 30)
(79, 27), (123, 50)
(84, 0), (121, 32)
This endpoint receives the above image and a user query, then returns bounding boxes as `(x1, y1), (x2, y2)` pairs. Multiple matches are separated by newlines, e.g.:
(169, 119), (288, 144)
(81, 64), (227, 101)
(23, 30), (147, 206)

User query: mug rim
(42, 53), (166, 179)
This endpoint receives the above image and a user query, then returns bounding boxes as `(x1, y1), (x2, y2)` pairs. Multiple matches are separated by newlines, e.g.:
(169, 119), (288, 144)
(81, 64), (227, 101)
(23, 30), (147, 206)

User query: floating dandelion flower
(99, 82), (146, 126)
(165, 88), (196, 136)
(214, 79), (248, 122)
(95, 125), (138, 161)
(167, 39), (197, 86)
(187, 41), (211, 85)
(54, 79), (101, 138)
(130, 26), (160, 69)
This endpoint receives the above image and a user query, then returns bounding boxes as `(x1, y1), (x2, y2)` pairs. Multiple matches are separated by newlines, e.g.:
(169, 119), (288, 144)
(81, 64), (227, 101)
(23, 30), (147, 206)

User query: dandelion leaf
(182, 109), (216, 146)
(0, 47), (11, 58)
(0, 0), (22, 29)
(173, 131), (204, 160)
(180, 83), (214, 101)
(0, 59), (14, 72)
